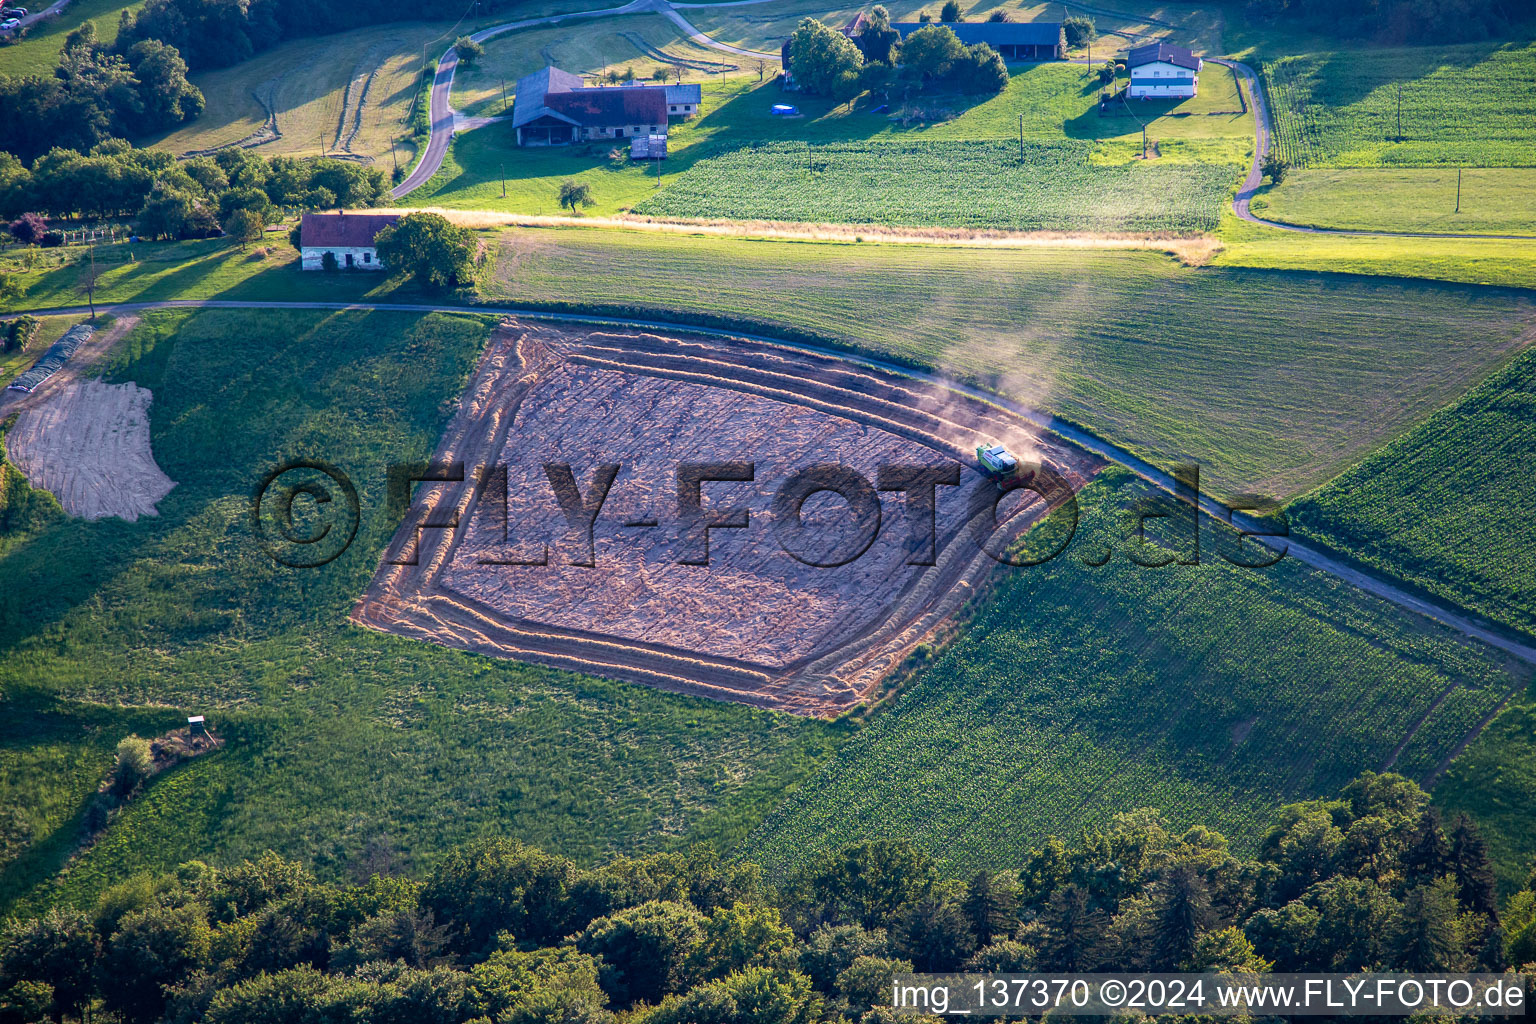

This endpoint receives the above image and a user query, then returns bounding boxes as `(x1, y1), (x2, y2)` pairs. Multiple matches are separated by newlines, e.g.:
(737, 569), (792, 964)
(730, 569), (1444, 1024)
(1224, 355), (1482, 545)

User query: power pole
(1142, 124), (1148, 159)
(1455, 167), (1461, 213)
(390, 145), (398, 175)
(501, 77), (508, 112)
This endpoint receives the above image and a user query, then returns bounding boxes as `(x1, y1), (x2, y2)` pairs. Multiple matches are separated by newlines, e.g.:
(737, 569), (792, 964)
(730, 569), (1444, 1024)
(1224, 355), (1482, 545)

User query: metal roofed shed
(891, 20), (1065, 59)
(8, 323), (93, 392)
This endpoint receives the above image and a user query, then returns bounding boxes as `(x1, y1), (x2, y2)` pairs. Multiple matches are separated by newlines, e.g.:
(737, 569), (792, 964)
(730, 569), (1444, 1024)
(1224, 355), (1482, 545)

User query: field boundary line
(17, 296), (1536, 673)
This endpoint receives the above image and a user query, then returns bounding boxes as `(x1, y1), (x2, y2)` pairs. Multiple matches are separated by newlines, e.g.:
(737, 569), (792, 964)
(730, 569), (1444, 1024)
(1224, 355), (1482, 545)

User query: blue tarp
(8, 323), (93, 392)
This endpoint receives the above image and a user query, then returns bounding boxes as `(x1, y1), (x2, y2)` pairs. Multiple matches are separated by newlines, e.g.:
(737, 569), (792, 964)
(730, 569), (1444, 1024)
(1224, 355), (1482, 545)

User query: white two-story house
(1127, 42), (1202, 99)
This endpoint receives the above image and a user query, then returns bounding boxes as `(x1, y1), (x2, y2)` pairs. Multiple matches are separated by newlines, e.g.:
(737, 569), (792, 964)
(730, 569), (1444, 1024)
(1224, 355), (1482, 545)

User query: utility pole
(501, 77), (508, 113)
(501, 163), (506, 198)
(1142, 124), (1148, 159)
(1456, 167), (1461, 213)
(1019, 112), (1024, 163)
(390, 145), (398, 176)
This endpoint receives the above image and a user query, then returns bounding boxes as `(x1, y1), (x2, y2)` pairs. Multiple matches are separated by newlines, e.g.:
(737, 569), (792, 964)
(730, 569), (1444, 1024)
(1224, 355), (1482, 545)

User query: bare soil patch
(354, 320), (1100, 716)
(5, 378), (176, 522)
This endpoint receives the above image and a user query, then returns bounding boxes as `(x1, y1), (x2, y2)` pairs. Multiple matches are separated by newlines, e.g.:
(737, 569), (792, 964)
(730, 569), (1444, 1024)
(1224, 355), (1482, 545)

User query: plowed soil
(353, 320), (1100, 716)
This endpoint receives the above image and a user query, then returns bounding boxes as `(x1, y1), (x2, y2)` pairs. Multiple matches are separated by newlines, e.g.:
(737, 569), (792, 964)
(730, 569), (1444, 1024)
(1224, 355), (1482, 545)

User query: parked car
(0, 18), (22, 29)
(2, 9), (28, 18)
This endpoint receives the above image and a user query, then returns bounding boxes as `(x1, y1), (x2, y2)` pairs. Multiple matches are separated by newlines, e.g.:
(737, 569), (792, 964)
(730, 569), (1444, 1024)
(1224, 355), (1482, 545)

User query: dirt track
(353, 319), (1099, 716)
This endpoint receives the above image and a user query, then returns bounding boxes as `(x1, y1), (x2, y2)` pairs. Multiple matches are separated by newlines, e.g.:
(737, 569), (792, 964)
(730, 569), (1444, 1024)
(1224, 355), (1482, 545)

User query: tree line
(786, 9), (1009, 104)
(0, 143), (388, 240)
(1, 771), (1533, 1024)
(0, 23), (203, 164)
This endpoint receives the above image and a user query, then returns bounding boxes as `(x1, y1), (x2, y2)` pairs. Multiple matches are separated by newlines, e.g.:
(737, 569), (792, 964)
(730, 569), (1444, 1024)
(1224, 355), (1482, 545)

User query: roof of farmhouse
(891, 21), (1064, 45)
(511, 66), (587, 128)
(300, 211), (400, 248)
(1127, 42), (1201, 70)
(546, 85), (667, 126)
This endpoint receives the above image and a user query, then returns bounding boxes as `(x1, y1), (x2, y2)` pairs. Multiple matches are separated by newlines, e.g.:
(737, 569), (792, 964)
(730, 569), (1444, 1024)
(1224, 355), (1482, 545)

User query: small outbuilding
(299, 211), (400, 270)
(1127, 42), (1202, 99)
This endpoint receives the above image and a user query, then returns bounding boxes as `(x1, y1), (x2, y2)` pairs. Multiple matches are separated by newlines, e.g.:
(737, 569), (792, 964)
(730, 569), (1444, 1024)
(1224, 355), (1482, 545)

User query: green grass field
(1249, 168), (1536, 235)
(0, 307), (839, 915)
(1214, 215), (1536, 291)
(1289, 345), (1536, 641)
(1263, 43), (1536, 168)
(0, 0), (143, 78)
(747, 469), (1526, 876)
(631, 139), (1242, 232)
(488, 226), (1536, 500)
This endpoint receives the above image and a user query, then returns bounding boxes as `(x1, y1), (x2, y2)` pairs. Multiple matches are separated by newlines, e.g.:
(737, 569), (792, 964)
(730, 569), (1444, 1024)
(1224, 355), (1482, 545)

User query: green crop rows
(1263, 43), (1536, 168)
(633, 141), (1243, 234)
(747, 471), (1519, 877)
(1290, 345), (1536, 641)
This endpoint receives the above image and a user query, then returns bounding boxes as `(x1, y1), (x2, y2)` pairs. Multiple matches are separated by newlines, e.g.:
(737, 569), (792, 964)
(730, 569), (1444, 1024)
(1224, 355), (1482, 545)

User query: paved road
(22, 296), (1536, 670)
(390, 0), (777, 199)
(2, 0), (72, 36)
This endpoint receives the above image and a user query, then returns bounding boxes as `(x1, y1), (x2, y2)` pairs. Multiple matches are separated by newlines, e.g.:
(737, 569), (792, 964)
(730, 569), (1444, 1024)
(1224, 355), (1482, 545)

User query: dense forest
(2, 772), (1533, 1023)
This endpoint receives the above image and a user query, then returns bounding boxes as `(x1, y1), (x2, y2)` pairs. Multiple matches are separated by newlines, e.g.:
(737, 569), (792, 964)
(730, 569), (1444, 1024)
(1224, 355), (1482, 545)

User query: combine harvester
(976, 442), (1032, 486)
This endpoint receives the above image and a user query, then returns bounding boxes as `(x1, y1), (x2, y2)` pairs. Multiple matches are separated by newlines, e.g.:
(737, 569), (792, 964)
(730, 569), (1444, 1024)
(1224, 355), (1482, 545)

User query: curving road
(390, 0), (778, 198)
(18, 296), (1536, 670)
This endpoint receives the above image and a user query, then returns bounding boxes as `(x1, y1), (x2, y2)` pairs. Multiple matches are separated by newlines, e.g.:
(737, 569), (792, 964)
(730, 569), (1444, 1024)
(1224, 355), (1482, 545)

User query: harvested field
(5, 379), (175, 522)
(354, 320), (1100, 716)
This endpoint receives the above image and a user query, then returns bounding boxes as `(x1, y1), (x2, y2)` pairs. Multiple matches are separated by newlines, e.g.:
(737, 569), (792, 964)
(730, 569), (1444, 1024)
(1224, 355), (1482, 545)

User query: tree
(858, 61), (898, 101)
(798, 839), (936, 930)
(951, 42), (1009, 94)
(99, 904), (212, 1023)
(892, 896), (975, 972)
(1187, 926), (1272, 973)
(112, 735), (154, 796)
(857, 5), (901, 63)
(1063, 15), (1097, 46)
(786, 17), (864, 96)
(222, 208), (264, 249)
(1391, 876), (1467, 971)
(1099, 61), (1118, 85)
(1040, 885), (1105, 971)
(896, 24), (965, 85)
(987, 7), (1011, 20)
(7, 213), (45, 245)
(575, 900), (705, 1006)
(1262, 153), (1288, 185)
(831, 68), (863, 104)
(962, 871), (1017, 947)
(558, 179), (595, 215)
(455, 35), (485, 68)
(690, 902), (796, 981)
(136, 181), (195, 240)
(422, 838), (577, 955)
(0, 909), (98, 1020)
(836, 955), (912, 1013)
(797, 924), (889, 992)
(372, 212), (476, 288)
(1448, 815), (1499, 919)
(1148, 863), (1213, 970)
(78, 247), (103, 318)
(940, 0), (963, 20)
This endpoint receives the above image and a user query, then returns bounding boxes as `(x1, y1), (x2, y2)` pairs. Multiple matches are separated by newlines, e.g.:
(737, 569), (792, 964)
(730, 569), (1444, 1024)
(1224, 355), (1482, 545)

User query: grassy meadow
(0, 0), (143, 77)
(488, 226), (1536, 500)
(748, 469), (1528, 875)
(1214, 215), (1536, 291)
(1251, 168), (1536, 236)
(1263, 43), (1536, 168)
(0, 306), (839, 914)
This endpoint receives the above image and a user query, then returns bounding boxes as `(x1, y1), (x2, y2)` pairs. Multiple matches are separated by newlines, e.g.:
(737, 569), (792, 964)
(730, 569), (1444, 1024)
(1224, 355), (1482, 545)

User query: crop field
(1250, 168), (1536, 235)
(633, 140), (1243, 232)
(0, 0), (143, 77)
(1262, 43), (1536, 167)
(1289, 345), (1536, 642)
(490, 227), (1536, 500)
(0, 307), (837, 914)
(747, 469), (1525, 875)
